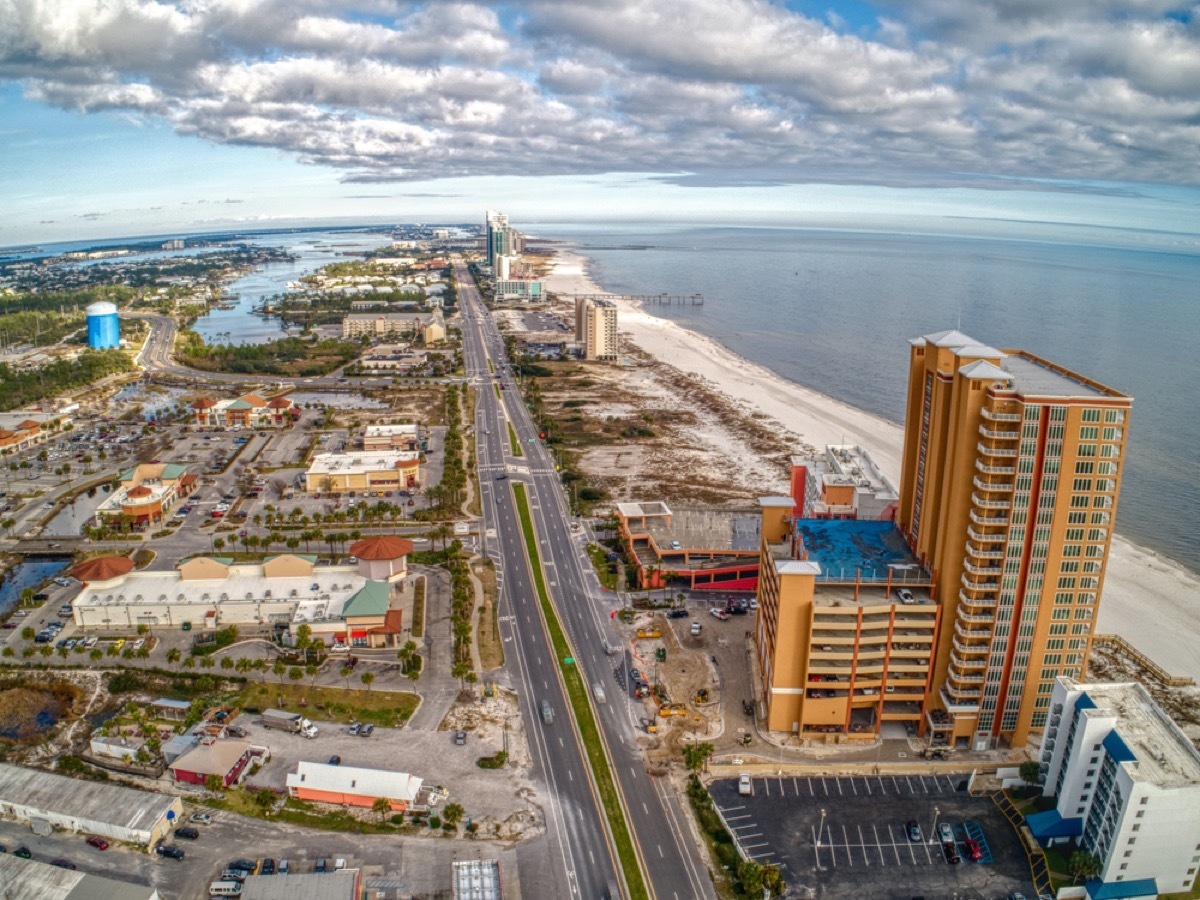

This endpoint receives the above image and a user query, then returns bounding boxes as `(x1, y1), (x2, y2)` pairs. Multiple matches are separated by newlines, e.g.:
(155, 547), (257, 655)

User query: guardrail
(991, 790), (1054, 897)
(1092, 633), (1195, 686)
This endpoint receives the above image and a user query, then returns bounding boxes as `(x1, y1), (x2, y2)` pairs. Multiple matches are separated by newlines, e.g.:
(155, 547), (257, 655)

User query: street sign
(564, 657), (574, 665)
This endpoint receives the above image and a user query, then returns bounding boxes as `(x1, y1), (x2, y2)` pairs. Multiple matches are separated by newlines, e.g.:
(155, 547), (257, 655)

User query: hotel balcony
(969, 510), (1010, 527)
(958, 589), (996, 609)
(975, 459), (1016, 476)
(970, 492), (1011, 511)
(976, 442), (1019, 458)
(957, 611), (994, 626)
(943, 682), (983, 701)
(954, 620), (991, 641)
(973, 475), (1014, 493)
(965, 542), (1004, 561)
(939, 688), (980, 713)
(962, 560), (1002, 577)
(951, 636), (989, 656)
(960, 573), (1000, 593)
(980, 408), (1022, 422)
(949, 651), (987, 671)
(948, 668), (986, 687)
(966, 526), (1006, 545)
(979, 424), (1020, 440)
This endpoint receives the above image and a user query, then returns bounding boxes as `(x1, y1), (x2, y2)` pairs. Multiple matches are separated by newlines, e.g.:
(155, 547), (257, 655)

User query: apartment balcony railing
(958, 589), (997, 609)
(977, 442), (1019, 458)
(958, 611), (994, 626)
(973, 475), (1014, 493)
(954, 620), (991, 641)
(965, 542), (1004, 560)
(949, 651), (988, 671)
(976, 459), (1016, 476)
(963, 560), (1002, 577)
(980, 408), (1021, 422)
(951, 636), (989, 656)
(970, 492), (1011, 511)
(966, 526), (1006, 544)
(969, 511), (1010, 527)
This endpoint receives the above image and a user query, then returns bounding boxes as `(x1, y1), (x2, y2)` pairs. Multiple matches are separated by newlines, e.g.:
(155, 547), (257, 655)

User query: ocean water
(538, 224), (1200, 575)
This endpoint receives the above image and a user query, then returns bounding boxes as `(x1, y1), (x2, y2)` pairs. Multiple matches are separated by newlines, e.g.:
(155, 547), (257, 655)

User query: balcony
(981, 407), (1021, 422)
(958, 611), (994, 626)
(976, 459), (1016, 476)
(966, 526), (1006, 544)
(971, 492), (1011, 510)
(979, 424), (1020, 440)
(939, 688), (980, 713)
(944, 684), (983, 701)
(962, 560), (1002, 577)
(951, 636), (989, 656)
(960, 573), (1000, 593)
(969, 510), (1010, 527)
(958, 589), (996, 609)
(954, 620), (991, 641)
(948, 668), (985, 686)
(949, 651), (987, 670)
(965, 542), (1004, 560)
(973, 475), (1014, 493)
(977, 441), (1019, 458)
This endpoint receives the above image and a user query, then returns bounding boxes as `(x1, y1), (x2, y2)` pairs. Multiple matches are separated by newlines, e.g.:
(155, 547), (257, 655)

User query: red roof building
(71, 556), (135, 584)
(349, 536), (414, 583)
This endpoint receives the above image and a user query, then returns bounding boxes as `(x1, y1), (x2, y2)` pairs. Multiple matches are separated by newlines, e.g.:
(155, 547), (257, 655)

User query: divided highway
(457, 262), (714, 900)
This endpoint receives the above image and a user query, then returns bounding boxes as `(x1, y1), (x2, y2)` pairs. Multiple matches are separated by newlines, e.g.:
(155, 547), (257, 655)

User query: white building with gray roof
(0, 853), (161, 900)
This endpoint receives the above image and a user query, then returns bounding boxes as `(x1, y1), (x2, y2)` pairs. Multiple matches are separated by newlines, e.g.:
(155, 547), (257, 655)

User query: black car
(15, 846), (32, 859)
(174, 826), (200, 840)
(260, 858), (276, 875)
(359, 723), (375, 737)
(941, 842), (961, 864)
(155, 844), (185, 860)
(50, 858), (77, 870)
(328, 755), (342, 765)
(666, 609), (689, 619)
(906, 820), (922, 842)
(315, 857), (328, 873)
(228, 859), (257, 872)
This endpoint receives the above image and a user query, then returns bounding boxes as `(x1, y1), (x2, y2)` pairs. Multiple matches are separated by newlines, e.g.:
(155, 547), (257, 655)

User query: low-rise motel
(750, 330), (1134, 749)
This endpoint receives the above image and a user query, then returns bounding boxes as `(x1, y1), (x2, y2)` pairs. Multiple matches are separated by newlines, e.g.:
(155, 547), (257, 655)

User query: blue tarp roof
(792, 519), (924, 582)
(1085, 877), (1158, 899)
(1026, 809), (1083, 840)
(1103, 730), (1138, 764)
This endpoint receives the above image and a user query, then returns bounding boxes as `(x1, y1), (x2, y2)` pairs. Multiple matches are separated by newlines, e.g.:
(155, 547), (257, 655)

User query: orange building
(896, 330), (1132, 750)
(0, 419), (44, 454)
(286, 761), (423, 811)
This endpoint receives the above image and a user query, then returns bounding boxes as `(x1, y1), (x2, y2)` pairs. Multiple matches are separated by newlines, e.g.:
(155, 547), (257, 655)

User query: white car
(738, 774), (752, 796)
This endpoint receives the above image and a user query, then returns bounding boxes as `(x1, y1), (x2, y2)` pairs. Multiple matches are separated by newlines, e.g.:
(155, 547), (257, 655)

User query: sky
(2, 0), (1200, 246)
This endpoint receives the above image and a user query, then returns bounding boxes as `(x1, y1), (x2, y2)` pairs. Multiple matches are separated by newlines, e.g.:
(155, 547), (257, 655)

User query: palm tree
(360, 671), (375, 693)
(340, 665), (352, 688)
(682, 742), (714, 773)
(166, 647), (181, 666)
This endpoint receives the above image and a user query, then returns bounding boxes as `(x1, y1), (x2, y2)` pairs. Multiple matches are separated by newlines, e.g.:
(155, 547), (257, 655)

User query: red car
(86, 837), (109, 850)
(964, 837), (983, 861)
(211, 510), (224, 518)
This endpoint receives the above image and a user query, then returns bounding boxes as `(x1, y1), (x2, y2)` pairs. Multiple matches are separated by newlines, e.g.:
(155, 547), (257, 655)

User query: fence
(1092, 634), (1195, 686)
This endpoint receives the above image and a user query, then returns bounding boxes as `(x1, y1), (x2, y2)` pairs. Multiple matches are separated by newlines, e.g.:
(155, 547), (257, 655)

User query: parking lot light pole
(817, 808), (826, 847)
(930, 805), (940, 844)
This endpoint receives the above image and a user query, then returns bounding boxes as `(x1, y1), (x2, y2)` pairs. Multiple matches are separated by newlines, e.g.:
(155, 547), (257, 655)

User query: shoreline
(541, 246), (1200, 683)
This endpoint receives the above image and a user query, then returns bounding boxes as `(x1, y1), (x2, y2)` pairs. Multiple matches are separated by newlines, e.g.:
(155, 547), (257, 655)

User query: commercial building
(362, 423), (421, 452)
(1029, 678), (1200, 898)
(896, 330), (1133, 749)
(493, 278), (544, 302)
(190, 392), (297, 429)
(86, 300), (121, 349)
(0, 762), (182, 848)
(92, 462), (199, 530)
(790, 445), (898, 521)
(286, 761), (424, 811)
(169, 738), (258, 788)
(484, 210), (514, 267)
(341, 310), (445, 343)
(0, 417), (47, 454)
(754, 500), (938, 738)
(0, 854), (162, 900)
(616, 501), (761, 590)
(349, 535), (414, 583)
(453, 860), (502, 900)
(574, 297), (618, 360)
(242, 870), (362, 900)
(305, 450), (420, 494)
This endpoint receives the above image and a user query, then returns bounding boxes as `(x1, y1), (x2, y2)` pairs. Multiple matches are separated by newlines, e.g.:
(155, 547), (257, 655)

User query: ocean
(536, 224), (1200, 576)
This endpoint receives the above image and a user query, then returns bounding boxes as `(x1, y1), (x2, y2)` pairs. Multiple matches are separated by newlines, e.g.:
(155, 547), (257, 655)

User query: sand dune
(543, 249), (1200, 682)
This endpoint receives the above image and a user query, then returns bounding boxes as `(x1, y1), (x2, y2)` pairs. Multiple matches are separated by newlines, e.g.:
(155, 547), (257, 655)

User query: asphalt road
(457, 262), (714, 900)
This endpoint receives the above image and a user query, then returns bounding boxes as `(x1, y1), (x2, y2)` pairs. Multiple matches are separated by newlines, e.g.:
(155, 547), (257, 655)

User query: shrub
(107, 670), (144, 693)
(428, 815), (441, 829)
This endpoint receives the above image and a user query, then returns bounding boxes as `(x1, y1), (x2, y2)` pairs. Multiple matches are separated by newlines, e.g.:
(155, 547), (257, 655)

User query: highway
(457, 261), (714, 900)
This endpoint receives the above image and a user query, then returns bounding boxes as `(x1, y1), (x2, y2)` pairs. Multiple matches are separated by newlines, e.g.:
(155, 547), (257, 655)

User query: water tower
(86, 301), (120, 349)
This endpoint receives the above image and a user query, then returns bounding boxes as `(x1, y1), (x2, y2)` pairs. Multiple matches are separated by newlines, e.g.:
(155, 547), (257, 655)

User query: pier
(561, 293), (703, 306)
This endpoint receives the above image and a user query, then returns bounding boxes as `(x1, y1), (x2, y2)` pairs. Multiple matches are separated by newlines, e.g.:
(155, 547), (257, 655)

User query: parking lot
(709, 773), (1037, 899)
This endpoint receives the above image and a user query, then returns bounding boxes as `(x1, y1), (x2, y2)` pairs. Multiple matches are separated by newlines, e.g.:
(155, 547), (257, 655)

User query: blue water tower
(86, 301), (120, 349)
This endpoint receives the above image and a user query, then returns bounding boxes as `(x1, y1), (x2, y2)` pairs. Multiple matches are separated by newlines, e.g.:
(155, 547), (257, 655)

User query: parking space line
(836, 778), (843, 796)
(849, 777), (857, 796)
(864, 776), (871, 796)
(778, 776), (785, 796)
(872, 825), (887, 865)
(892, 775), (901, 794)
(808, 779), (814, 797)
(842, 825), (853, 866)
(821, 777), (828, 796)
(762, 779), (770, 797)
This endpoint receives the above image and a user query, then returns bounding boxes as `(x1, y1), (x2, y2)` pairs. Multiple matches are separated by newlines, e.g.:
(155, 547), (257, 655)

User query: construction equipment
(694, 688), (710, 704)
(657, 703), (687, 717)
(655, 647), (667, 661)
(636, 628), (662, 640)
(640, 717), (658, 734)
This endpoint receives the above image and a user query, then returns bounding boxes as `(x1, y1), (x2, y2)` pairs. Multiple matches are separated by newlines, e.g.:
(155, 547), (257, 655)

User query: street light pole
(817, 808), (827, 847)
(930, 805), (940, 844)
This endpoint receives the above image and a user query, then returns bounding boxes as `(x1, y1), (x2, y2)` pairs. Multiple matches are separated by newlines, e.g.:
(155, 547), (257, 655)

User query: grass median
(513, 483), (648, 900)
(508, 421), (523, 457)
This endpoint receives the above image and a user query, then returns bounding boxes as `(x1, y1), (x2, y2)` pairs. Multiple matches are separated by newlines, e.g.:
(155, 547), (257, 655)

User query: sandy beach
(542, 248), (1200, 683)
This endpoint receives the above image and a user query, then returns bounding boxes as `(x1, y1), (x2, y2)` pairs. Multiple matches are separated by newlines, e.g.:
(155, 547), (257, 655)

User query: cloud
(0, 0), (1197, 187)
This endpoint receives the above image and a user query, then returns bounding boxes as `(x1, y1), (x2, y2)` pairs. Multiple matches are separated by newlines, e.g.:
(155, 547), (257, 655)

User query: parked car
(260, 858), (276, 875)
(454, 731), (467, 746)
(964, 837), (983, 861)
(50, 858), (77, 869)
(941, 842), (961, 864)
(156, 844), (185, 860)
(15, 846), (32, 859)
(228, 859), (256, 873)
(905, 820), (922, 842)
(937, 822), (955, 845)
(359, 723), (375, 737)
(738, 774), (752, 795)
(315, 858), (328, 873)
(190, 812), (212, 824)
(666, 609), (689, 619)
(328, 755), (342, 766)
(347, 723), (360, 735)
(86, 837), (110, 850)
(174, 826), (200, 840)
(894, 587), (916, 604)
(709, 608), (729, 621)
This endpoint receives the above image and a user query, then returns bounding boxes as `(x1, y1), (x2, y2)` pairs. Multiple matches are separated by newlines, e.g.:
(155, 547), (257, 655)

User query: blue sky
(2, 1), (1199, 247)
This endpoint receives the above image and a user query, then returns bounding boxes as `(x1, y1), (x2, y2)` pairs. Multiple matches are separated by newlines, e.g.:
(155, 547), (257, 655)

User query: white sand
(544, 249), (1200, 683)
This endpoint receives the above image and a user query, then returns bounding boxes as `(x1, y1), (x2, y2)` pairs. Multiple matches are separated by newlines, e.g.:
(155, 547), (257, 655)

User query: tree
(204, 773), (225, 793)
(20, 626), (34, 641)
(762, 863), (785, 897)
(371, 796), (392, 823)
(1068, 849), (1101, 884)
(272, 658), (286, 682)
(737, 859), (764, 895)
(442, 802), (464, 828)
(287, 666), (303, 684)
(682, 742), (714, 773)
(220, 655), (234, 670)
(451, 661), (470, 689)
(360, 671), (375, 692)
(340, 665), (353, 688)
(1019, 760), (1042, 788)
(295, 623), (312, 664)
(166, 647), (181, 665)
(200, 655), (215, 670)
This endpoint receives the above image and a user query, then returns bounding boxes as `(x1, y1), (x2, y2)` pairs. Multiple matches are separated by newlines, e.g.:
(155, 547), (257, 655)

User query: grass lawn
(411, 577), (426, 638)
(586, 543), (618, 590)
(236, 682), (419, 727)
(508, 421), (523, 457)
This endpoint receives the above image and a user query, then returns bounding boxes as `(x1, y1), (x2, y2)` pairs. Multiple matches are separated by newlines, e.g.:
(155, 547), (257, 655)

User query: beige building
(574, 297), (618, 360)
(362, 423), (420, 452)
(897, 330), (1132, 750)
(342, 311), (445, 344)
(305, 450), (420, 494)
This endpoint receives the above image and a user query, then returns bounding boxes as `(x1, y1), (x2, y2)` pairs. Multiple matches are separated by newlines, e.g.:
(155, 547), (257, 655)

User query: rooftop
(1070, 680), (1200, 788)
(453, 860), (502, 900)
(307, 450), (419, 476)
(169, 739), (252, 776)
(0, 854), (159, 900)
(767, 519), (930, 585)
(616, 500), (671, 519)
(241, 870), (360, 900)
(999, 350), (1124, 400)
(0, 762), (177, 833)
(286, 761), (423, 802)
